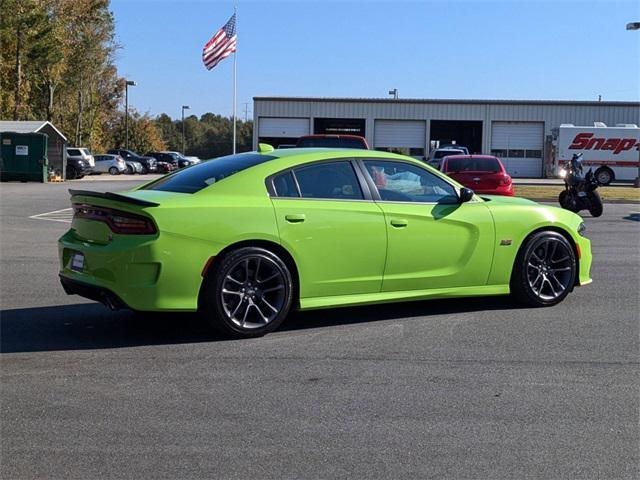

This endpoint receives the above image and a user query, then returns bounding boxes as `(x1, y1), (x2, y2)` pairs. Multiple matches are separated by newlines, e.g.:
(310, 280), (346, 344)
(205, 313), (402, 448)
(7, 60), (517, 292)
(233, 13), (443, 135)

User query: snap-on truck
(557, 123), (640, 185)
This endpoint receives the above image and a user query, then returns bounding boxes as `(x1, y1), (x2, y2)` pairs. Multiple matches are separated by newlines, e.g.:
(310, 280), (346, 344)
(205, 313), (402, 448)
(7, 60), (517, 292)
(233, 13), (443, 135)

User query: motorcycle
(558, 153), (603, 217)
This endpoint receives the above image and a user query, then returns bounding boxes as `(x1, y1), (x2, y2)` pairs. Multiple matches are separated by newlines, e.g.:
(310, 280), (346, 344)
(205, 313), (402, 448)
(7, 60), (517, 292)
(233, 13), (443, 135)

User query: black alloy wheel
(201, 247), (294, 338)
(511, 231), (577, 307)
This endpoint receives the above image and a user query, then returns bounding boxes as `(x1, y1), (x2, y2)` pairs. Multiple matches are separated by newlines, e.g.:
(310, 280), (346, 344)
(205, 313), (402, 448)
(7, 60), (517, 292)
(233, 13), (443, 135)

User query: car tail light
(499, 174), (512, 185)
(73, 204), (157, 234)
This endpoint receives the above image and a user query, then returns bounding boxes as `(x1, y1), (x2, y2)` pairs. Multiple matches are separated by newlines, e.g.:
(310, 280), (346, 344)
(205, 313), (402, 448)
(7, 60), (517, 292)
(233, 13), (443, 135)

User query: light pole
(124, 80), (136, 150)
(626, 22), (640, 187)
(388, 88), (398, 99)
(181, 105), (190, 155)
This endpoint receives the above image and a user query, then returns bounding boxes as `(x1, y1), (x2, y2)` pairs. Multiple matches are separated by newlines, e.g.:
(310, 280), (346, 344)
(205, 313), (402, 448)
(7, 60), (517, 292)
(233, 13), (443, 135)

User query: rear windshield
(434, 150), (464, 159)
(142, 153), (276, 193)
(446, 157), (501, 173)
(297, 137), (366, 149)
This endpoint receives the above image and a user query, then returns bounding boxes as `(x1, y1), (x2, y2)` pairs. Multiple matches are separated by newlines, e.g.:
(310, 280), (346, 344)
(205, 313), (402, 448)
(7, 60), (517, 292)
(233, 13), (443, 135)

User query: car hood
(480, 194), (538, 206)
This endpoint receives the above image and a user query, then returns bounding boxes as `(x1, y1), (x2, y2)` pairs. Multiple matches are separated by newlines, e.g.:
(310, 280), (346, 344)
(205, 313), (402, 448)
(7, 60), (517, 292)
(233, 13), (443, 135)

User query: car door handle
(285, 214), (306, 223)
(390, 218), (408, 228)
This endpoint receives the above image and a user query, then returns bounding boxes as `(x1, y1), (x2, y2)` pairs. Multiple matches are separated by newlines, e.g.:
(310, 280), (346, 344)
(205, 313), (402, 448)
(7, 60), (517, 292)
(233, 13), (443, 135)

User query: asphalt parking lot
(1, 179), (639, 479)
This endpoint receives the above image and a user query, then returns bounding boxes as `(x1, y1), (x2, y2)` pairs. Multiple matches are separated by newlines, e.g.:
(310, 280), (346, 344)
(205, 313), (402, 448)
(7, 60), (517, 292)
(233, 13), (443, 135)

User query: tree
(154, 112), (253, 159)
(108, 109), (165, 154)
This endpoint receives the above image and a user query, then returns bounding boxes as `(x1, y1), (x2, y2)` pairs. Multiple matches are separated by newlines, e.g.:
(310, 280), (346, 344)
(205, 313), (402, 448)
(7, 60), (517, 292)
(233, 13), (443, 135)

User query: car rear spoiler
(68, 189), (159, 207)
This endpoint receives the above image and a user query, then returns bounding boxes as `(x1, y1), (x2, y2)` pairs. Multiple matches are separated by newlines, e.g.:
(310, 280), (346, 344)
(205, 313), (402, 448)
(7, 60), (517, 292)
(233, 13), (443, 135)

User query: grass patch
(514, 185), (640, 203)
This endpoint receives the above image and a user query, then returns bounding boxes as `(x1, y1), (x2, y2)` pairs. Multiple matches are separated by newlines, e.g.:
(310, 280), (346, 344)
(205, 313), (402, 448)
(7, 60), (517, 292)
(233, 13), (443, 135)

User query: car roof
(444, 154), (499, 160)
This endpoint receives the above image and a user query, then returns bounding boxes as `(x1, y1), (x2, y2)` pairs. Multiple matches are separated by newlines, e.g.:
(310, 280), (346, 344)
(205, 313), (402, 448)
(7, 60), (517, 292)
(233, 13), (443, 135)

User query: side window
(272, 171), (299, 197)
(363, 160), (458, 203)
(293, 161), (364, 200)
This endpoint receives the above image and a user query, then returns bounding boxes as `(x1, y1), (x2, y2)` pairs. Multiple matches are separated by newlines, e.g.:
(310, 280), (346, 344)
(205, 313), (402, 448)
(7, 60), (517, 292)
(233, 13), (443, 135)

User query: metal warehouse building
(253, 97), (639, 178)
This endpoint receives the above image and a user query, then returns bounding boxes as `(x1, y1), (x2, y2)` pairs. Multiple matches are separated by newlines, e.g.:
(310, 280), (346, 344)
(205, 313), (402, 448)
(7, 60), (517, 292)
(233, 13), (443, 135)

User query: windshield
(446, 157), (501, 173)
(434, 150), (464, 159)
(142, 153), (276, 194)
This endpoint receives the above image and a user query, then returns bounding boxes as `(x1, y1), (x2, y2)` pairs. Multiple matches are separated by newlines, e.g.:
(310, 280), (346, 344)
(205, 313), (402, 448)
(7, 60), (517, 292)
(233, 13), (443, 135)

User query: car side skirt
(299, 284), (510, 310)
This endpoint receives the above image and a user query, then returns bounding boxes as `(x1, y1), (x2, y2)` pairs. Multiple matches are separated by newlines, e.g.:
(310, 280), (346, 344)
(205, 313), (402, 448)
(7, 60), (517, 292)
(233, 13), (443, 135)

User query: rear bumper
(58, 227), (217, 312)
(59, 275), (129, 310)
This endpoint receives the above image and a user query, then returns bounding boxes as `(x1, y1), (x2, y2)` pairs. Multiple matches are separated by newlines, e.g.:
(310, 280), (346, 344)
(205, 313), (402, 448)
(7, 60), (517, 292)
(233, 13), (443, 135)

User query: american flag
(202, 13), (237, 70)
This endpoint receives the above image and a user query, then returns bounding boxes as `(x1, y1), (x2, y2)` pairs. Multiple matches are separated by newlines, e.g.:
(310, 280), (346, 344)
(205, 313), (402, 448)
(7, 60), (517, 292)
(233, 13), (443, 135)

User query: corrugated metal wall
(253, 98), (640, 177)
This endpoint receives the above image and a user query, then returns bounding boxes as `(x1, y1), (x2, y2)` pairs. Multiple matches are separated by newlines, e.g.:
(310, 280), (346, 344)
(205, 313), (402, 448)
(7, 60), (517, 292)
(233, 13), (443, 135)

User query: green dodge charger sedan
(59, 145), (592, 337)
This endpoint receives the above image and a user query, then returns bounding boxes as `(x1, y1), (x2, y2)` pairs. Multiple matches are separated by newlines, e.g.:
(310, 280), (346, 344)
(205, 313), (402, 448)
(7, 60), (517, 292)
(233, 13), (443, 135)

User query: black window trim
(266, 158), (374, 202)
(355, 158), (465, 205)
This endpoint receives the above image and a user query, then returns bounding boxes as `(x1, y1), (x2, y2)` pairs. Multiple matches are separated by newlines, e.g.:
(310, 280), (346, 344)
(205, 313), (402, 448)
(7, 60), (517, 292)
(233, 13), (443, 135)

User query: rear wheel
(126, 164), (133, 174)
(510, 231), (576, 307)
(588, 191), (603, 217)
(201, 247), (294, 338)
(594, 167), (614, 186)
(109, 166), (119, 175)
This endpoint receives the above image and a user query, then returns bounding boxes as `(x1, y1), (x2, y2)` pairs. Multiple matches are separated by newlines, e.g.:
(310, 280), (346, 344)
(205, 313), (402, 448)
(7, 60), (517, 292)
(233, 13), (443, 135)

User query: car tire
(510, 231), (576, 307)
(126, 165), (133, 174)
(109, 167), (119, 175)
(594, 167), (614, 186)
(66, 166), (78, 180)
(201, 247), (294, 338)
(141, 166), (149, 174)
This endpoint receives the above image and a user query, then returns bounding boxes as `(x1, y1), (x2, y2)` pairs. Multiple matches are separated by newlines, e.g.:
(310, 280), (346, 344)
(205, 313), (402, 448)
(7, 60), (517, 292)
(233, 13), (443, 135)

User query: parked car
(65, 156), (93, 180)
(156, 160), (177, 173)
(166, 152), (201, 165)
(441, 154), (514, 196)
(437, 144), (470, 155)
(66, 147), (95, 169)
(146, 151), (193, 169)
(59, 145), (592, 339)
(93, 154), (127, 175)
(107, 149), (157, 174)
(296, 134), (369, 149)
(427, 147), (466, 169)
(124, 160), (143, 174)
(183, 156), (202, 164)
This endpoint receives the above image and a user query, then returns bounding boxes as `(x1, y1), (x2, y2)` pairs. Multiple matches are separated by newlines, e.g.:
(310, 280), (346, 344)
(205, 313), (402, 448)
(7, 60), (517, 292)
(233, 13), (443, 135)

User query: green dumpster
(0, 132), (48, 182)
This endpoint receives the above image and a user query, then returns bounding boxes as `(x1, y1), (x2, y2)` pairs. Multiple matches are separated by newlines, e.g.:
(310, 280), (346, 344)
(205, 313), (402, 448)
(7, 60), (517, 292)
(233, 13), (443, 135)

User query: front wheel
(201, 247), (294, 338)
(588, 190), (603, 217)
(510, 231), (577, 307)
(558, 190), (579, 212)
(109, 166), (119, 175)
(66, 166), (78, 180)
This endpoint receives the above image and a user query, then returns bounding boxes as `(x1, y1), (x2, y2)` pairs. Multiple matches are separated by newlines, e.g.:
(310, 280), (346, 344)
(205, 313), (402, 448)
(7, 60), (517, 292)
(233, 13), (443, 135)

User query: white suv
(66, 147), (95, 168)
(427, 147), (466, 169)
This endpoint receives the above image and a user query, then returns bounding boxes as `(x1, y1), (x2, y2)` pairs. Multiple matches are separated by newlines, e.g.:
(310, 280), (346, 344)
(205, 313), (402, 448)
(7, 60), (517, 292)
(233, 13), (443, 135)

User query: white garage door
(258, 117), (310, 138)
(374, 120), (426, 149)
(491, 122), (544, 177)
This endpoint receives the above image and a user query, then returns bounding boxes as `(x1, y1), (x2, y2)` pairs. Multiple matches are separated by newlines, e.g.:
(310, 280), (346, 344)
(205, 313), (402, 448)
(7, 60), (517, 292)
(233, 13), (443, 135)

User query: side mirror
(459, 187), (474, 203)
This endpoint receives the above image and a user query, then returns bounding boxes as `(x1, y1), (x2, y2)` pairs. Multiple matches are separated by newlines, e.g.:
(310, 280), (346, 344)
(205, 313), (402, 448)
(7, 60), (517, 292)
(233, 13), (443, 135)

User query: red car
(296, 134), (369, 149)
(440, 154), (514, 196)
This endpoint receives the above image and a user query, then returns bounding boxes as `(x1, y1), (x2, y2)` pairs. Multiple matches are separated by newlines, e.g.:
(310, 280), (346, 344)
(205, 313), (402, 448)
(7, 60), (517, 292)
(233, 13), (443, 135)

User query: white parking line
(29, 207), (73, 223)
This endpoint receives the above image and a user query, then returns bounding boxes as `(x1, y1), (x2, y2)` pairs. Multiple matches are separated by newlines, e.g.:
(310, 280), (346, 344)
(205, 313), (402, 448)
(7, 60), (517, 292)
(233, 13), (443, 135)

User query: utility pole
(243, 102), (251, 122)
(626, 22), (640, 187)
(124, 80), (136, 149)
(181, 105), (190, 155)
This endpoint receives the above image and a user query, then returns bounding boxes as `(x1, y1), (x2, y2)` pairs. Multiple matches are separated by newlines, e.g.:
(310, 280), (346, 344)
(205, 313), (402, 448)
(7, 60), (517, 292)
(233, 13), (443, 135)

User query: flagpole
(232, 6), (237, 154)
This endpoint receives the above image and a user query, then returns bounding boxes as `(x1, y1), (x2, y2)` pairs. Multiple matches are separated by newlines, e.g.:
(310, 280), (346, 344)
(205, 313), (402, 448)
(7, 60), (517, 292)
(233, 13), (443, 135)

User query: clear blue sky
(112, 0), (640, 119)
